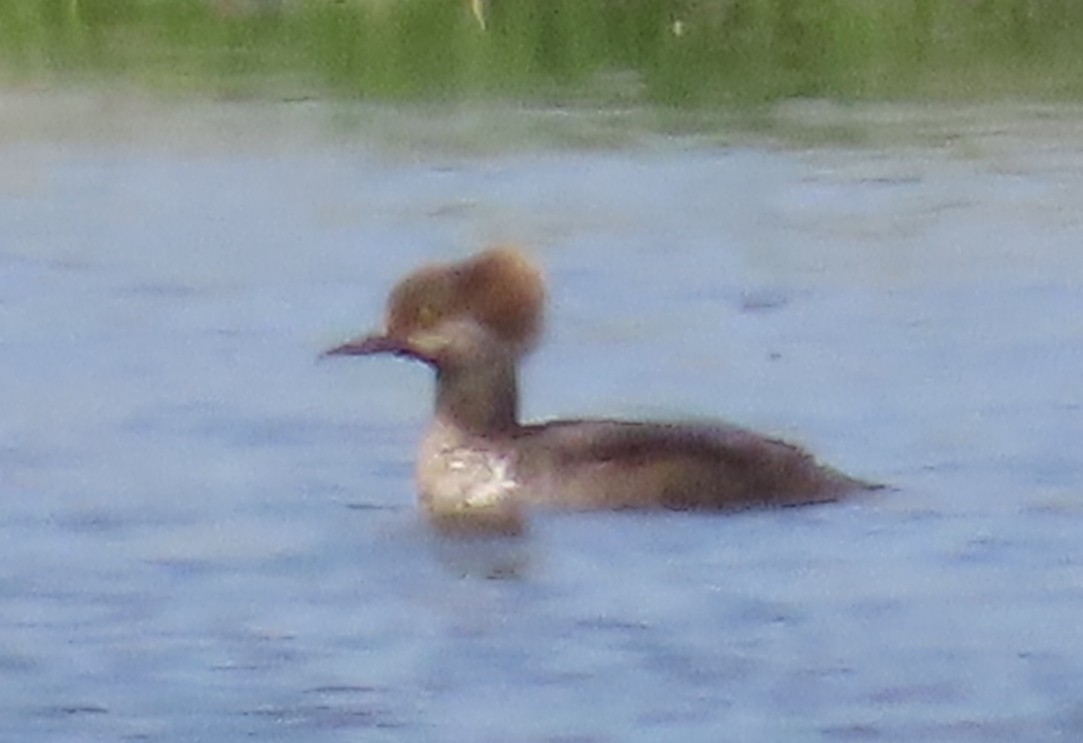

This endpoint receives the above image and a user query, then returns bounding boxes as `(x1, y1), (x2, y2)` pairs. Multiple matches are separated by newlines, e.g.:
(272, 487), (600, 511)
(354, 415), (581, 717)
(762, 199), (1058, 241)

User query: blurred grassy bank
(3, 0), (1083, 105)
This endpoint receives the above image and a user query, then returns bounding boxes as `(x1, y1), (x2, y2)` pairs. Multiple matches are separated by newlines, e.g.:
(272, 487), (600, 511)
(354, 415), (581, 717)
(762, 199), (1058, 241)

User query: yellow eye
(417, 304), (437, 328)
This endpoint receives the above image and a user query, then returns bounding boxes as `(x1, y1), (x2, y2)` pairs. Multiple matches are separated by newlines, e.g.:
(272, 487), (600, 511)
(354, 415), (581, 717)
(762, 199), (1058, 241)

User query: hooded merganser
(326, 248), (878, 531)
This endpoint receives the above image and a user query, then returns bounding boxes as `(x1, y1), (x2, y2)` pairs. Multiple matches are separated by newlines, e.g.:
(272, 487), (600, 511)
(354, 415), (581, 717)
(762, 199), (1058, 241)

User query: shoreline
(3, 87), (1083, 156)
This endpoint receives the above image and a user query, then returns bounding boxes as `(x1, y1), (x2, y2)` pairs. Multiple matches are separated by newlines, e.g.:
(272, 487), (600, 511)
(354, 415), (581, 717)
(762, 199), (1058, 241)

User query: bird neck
(433, 355), (520, 436)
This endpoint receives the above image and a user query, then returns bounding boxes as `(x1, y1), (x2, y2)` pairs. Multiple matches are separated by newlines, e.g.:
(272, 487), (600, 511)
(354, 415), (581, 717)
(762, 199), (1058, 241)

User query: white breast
(417, 429), (521, 514)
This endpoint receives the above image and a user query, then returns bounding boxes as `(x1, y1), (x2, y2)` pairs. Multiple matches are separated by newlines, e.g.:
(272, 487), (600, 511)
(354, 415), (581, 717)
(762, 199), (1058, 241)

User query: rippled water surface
(2, 93), (1082, 742)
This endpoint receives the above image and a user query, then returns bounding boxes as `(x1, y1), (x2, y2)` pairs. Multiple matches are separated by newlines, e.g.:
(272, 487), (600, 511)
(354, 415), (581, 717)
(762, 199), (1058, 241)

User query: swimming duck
(325, 248), (877, 531)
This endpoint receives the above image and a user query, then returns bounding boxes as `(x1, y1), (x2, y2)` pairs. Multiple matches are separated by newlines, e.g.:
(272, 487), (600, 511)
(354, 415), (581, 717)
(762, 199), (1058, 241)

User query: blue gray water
(2, 94), (1082, 741)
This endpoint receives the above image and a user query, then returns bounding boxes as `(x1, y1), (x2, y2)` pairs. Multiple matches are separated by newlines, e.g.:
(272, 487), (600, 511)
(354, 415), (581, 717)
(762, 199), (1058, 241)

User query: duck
(325, 247), (879, 533)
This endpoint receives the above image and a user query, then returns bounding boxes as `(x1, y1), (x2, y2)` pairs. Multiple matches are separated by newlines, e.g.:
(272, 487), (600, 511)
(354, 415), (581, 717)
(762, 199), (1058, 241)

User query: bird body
(326, 247), (878, 532)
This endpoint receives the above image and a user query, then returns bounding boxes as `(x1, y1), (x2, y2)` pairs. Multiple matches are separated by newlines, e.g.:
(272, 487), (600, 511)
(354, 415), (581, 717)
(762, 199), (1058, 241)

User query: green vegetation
(3, 0), (1083, 104)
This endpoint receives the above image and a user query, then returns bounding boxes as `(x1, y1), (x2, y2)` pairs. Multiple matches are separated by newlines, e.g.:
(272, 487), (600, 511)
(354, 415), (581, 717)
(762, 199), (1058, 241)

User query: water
(2, 93), (1082, 742)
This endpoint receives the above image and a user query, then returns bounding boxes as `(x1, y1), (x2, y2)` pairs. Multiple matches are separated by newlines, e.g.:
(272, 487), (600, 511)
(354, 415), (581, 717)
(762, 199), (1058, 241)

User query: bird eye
(417, 304), (437, 328)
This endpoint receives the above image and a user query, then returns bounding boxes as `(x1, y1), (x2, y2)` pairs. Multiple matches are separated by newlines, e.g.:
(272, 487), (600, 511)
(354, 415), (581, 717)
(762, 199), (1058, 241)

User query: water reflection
(428, 530), (535, 581)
